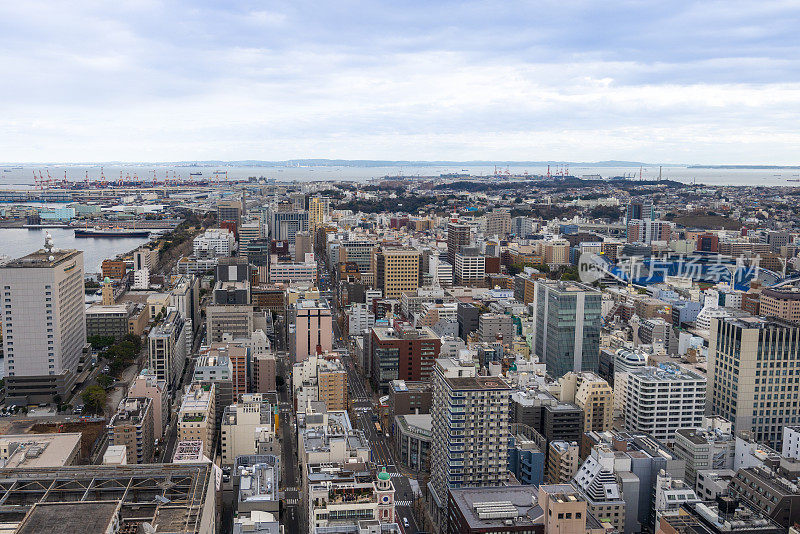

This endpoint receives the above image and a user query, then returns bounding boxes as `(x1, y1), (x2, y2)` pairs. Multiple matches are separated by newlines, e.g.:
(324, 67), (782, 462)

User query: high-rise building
(252, 353), (278, 393)
(477, 313), (515, 345)
(531, 280), (602, 379)
(308, 196), (326, 236)
(428, 357), (511, 524)
(178, 382), (216, 459)
(220, 393), (279, 465)
(266, 206), (308, 246)
(217, 200), (242, 227)
(370, 324), (441, 392)
(206, 304), (253, 344)
(170, 274), (200, 338)
(1, 245), (86, 403)
(485, 209), (511, 237)
(372, 247), (422, 299)
(128, 371), (168, 440)
(193, 228), (236, 257)
(294, 230), (313, 261)
(293, 299), (332, 362)
(627, 219), (674, 244)
(318, 360), (349, 410)
(456, 302), (480, 340)
(447, 222), (471, 268)
(454, 248), (485, 286)
(759, 287), (800, 323)
(559, 372), (613, 433)
(338, 240), (376, 273)
(625, 363), (706, 445)
(673, 417), (735, 485)
(147, 310), (187, 390)
(708, 316), (800, 449)
(238, 222), (262, 251)
(626, 199), (654, 222)
(108, 397), (155, 464)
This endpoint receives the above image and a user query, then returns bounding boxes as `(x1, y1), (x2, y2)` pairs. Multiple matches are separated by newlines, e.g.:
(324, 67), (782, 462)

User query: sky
(1, 1), (799, 164)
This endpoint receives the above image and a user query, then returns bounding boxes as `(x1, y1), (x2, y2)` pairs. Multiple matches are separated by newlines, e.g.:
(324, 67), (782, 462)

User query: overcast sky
(1, 1), (799, 163)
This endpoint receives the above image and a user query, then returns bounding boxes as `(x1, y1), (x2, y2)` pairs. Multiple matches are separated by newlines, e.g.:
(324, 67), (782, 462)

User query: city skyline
(2, 1), (799, 163)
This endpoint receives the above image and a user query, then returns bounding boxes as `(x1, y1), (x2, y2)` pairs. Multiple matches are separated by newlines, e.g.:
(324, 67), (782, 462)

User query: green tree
(82, 386), (107, 414)
(97, 374), (114, 389)
(122, 333), (142, 353)
(88, 335), (115, 350)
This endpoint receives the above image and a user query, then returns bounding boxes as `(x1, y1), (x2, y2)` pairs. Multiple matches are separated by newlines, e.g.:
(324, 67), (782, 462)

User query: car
(403, 517), (409, 527)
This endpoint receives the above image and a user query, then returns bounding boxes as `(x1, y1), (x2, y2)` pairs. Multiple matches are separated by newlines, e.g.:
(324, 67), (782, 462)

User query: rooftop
(0, 463), (214, 533)
(449, 485), (543, 530)
(85, 303), (133, 316)
(629, 362), (706, 382)
(16, 501), (120, 534)
(722, 315), (798, 330)
(445, 375), (511, 391)
(0, 433), (82, 469)
(373, 325), (439, 341)
(2, 248), (81, 269)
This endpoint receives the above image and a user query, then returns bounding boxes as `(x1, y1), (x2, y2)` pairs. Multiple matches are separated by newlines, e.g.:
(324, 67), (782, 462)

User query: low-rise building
(571, 446), (627, 533)
(85, 302), (143, 340)
(657, 499), (784, 534)
(447, 483), (609, 534)
(695, 469), (736, 500)
(236, 455), (280, 515)
(307, 465), (396, 530)
(221, 394), (280, 465)
(393, 414), (431, 474)
(673, 417), (735, 486)
(0, 433), (81, 468)
(728, 464), (800, 528)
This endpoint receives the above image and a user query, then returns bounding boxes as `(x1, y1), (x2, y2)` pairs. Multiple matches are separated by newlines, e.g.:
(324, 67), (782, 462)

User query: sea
(1, 163), (799, 187)
(0, 228), (153, 276)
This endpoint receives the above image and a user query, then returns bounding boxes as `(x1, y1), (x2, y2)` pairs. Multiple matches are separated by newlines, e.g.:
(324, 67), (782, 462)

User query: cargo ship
(74, 228), (151, 238)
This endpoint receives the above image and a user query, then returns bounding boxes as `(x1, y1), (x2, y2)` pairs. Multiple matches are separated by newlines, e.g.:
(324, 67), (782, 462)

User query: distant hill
(671, 214), (741, 230)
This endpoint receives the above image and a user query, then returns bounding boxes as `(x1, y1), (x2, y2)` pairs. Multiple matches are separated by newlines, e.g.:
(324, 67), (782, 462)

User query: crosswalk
(395, 500), (413, 506)
(285, 498), (299, 505)
(283, 486), (300, 492)
(387, 472), (403, 478)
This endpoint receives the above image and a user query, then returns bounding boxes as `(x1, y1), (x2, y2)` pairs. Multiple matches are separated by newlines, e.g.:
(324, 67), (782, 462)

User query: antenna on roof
(43, 232), (54, 253)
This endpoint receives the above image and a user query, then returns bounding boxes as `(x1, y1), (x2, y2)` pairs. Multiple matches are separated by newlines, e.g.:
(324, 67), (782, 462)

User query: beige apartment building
(319, 361), (349, 411)
(546, 440), (580, 483)
(108, 397), (155, 464)
(560, 371), (613, 432)
(178, 383), (216, 459)
(759, 287), (800, 323)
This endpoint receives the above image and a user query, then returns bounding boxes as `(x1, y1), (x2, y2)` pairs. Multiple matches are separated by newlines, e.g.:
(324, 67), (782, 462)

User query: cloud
(0, 0), (799, 163)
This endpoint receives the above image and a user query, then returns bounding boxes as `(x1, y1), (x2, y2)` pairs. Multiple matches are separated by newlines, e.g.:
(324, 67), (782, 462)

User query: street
(331, 314), (423, 534)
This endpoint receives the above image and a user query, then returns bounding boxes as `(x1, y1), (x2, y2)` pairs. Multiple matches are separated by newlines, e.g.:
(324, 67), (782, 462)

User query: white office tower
(1, 235), (86, 403)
